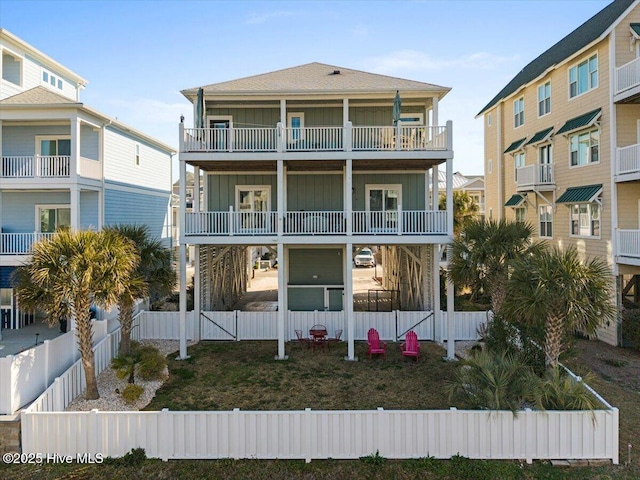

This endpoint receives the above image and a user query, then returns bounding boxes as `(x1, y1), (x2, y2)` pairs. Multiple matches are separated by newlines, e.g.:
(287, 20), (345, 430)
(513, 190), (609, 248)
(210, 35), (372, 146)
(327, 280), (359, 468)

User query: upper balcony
(614, 57), (640, 103)
(516, 164), (555, 192)
(180, 122), (451, 159)
(616, 143), (640, 182)
(1, 155), (102, 183)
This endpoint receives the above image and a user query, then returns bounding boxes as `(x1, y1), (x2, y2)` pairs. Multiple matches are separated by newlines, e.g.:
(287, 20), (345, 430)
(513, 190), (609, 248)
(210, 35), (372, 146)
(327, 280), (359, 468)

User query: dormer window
(2, 50), (22, 86)
(42, 68), (64, 90)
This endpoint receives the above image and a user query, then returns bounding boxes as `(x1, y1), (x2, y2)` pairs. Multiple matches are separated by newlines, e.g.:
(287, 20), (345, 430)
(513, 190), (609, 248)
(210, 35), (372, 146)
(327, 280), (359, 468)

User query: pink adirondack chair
(367, 328), (387, 359)
(400, 331), (420, 360)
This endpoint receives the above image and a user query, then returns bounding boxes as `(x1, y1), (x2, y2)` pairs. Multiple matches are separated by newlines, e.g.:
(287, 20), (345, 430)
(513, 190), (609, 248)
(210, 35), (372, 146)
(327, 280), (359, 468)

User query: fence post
(44, 340), (50, 390)
(377, 407), (385, 456)
(612, 407), (619, 465)
(305, 408), (312, 463)
(524, 408), (533, 464)
(233, 408), (241, 460)
(161, 408), (171, 461)
(54, 377), (63, 411)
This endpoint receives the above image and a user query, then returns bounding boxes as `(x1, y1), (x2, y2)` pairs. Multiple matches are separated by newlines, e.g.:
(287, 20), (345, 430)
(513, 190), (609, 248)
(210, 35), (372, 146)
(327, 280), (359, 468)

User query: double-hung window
(570, 129), (599, 166)
(515, 207), (526, 224)
(514, 97), (524, 128)
(569, 54), (598, 98)
(570, 203), (600, 237)
(539, 206), (553, 238)
(514, 151), (525, 181)
(538, 82), (551, 116)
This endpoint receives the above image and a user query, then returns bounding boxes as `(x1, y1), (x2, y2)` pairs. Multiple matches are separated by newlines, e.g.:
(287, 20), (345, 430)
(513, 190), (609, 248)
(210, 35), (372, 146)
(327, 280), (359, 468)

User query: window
(515, 207), (526, 224)
(135, 144), (140, 166)
(488, 113), (492, 127)
(488, 159), (493, 174)
(287, 112), (305, 142)
(570, 129), (599, 166)
(539, 206), (553, 238)
(366, 184), (402, 232)
(514, 97), (524, 128)
(569, 54), (598, 98)
(2, 51), (22, 86)
(57, 79), (62, 89)
(38, 206), (71, 233)
(514, 151), (525, 181)
(41, 68), (63, 90)
(570, 203), (600, 237)
(399, 113), (423, 125)
(489, 208), (493, 220)
(37, 137), (71, 156)
(43, 71), (49, 83)
(538, 81), (551, 116)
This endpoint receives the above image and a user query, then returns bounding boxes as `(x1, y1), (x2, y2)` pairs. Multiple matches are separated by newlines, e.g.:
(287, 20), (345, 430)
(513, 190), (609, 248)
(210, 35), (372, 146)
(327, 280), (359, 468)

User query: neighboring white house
(0, 28), (175, 331)
(176, 62), (455, 360)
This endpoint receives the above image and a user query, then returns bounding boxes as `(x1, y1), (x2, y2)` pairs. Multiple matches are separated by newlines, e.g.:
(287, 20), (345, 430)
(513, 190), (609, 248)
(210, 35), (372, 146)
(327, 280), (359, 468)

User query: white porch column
(193, 167), (200, 213)
(194, 245), (201, 342)
(70, 116), (81, 181)
(432, 96), (439, 128)
(446, 248), (456, 360)
(277, 160), (284, 236)
(280, 99), (286, 124)
(431, 165), (439, 210)
(345, 159), (352, 235)
(276, 242), (287, 360)
(446, 156), (453, 237)
(178, 157), (189, 359)
(432, 245), (441, 342)
(97, 190), (104, 230)
(70, 185), (80, 231)
(345, 243), (356, 361)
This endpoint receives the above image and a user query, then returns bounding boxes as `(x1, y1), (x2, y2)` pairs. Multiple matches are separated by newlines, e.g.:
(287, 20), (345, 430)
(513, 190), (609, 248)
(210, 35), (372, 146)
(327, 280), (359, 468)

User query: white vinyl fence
(22, 406), (618, 463)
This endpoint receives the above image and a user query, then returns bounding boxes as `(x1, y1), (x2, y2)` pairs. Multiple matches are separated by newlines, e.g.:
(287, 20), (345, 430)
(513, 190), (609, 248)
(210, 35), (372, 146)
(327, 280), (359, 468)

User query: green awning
(556, 109), (601, 135)
(631, 23), (640, 36)
(504, 138), (526, 154)
(504, 194), (526, 207)
(525, 127), (553, 145)
(556, 184), (602, 204)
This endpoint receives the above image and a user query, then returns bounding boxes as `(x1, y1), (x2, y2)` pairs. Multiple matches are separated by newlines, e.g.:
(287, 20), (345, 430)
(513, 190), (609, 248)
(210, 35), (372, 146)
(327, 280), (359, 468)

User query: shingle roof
(556, 184), (603, 203)
(183, 62), (450, 97)
(0, 86), (80, 106)
(478, 0), (637, 116)
(556, 109), (601, 135)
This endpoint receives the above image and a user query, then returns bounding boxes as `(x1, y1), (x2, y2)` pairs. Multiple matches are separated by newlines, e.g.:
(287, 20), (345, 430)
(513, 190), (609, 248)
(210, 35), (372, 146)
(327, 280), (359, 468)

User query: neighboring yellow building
(478, 0), (640, 346)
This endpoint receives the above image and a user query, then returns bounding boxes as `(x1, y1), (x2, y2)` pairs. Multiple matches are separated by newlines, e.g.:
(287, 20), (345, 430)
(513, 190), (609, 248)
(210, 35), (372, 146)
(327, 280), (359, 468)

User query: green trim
(504, 194), (525, 207)
(525, 127), (553, 145)
(556, 184), (602, 204)
(504, 138), (526, 154)
(556, 109), (601, 135)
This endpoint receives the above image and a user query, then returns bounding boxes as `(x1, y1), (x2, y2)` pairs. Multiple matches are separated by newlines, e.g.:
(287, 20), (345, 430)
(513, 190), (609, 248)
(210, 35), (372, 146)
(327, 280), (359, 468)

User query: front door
(366, 185), (401, 232)
(208, 117), (231, 150)
(539, 144), (552, 183)
(236, 186), (270, 233)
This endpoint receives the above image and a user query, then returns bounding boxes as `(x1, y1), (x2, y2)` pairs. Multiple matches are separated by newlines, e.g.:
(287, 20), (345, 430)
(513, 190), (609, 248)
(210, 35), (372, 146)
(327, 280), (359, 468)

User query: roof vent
(330, 70), (341, 75)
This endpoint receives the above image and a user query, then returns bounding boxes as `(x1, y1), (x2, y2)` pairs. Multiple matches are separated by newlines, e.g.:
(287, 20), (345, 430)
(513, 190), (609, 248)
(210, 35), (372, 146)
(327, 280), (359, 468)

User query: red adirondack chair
(400, 331), (420, 360)
(367, 328), (387, 359)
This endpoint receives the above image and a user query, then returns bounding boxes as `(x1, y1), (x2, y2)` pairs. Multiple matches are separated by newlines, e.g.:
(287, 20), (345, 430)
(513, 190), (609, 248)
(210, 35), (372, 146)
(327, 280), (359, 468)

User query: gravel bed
(440, 340), (481, 360)
(66, 339), (196, 412)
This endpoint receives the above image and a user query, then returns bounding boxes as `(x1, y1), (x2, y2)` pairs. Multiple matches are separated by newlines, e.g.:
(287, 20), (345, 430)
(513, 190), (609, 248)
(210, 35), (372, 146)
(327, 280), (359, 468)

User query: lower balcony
(616, 143), (640, 180)
(1, 233), (55, 255)
(618, 229), (640, 262)
(516, 164), (554, 191)
(184, 210), (448, 237)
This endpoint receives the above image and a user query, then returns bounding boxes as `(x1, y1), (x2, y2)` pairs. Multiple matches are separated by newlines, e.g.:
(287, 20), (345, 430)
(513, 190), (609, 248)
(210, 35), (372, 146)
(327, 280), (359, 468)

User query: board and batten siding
(352, 173), (425, 211)
(289, 248), (343, 285)
(287, 174), (343, 211)
(207, 174), (277, 211)
(206, 108), (279, 128)
(104, 182), (170, 241)
(102, 127), (171, 192)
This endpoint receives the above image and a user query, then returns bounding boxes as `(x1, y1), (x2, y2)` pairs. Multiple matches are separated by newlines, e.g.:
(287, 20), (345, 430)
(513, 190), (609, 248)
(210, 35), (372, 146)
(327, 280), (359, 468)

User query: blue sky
(1, 0), (611, 179)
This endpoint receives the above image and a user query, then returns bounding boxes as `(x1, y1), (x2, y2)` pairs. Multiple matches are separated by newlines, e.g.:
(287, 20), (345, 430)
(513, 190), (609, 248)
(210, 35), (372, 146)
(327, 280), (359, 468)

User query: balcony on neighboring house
(180, 123), (450, 154)
(1, 155), (102, 181)
(618, 229), (640, 265)
(516, 164), (555, 191)
(616, 143), (640, 181)
(0, 232), (55, 256)
(184, 210), (448, 238)
(614, 57), (640, 103)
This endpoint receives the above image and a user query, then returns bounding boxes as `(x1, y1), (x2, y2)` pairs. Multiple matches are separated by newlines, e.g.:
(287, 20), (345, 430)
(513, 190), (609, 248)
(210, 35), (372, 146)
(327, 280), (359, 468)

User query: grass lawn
(146, 340), (455, 411)
(3, 338), (640, 479)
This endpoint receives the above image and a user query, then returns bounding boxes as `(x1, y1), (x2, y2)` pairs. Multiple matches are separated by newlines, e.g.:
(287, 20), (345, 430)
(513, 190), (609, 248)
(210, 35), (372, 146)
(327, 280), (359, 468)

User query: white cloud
(246, 10), (293, 25)
(364, 50), (521, 74)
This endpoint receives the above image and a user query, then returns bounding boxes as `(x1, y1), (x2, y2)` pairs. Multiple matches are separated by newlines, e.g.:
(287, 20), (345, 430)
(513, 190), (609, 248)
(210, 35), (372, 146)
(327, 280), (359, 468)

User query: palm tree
(439, 190), (480, 236)
(503, 246), (616, 369)
(14, 229), (138, 400)
(448, 218), (543, 315)
(105, 225), (175, 355)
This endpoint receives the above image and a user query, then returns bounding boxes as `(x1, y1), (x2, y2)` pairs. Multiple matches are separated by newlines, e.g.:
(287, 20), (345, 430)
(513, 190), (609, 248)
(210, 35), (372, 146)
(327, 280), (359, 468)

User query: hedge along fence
(21, 406), (618, 463)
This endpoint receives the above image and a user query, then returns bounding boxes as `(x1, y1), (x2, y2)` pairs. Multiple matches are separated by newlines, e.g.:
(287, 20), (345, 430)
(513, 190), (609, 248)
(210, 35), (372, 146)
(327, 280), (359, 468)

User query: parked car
(354, 248), (375, 267)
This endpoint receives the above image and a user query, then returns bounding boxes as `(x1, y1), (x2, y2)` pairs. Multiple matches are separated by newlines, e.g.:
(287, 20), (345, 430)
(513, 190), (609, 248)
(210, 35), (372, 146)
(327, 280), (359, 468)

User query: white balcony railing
(1, 156), (70, 178)
(615, 57), (640, 96)
(616, 143), (640, 176)
(182, 124), (450, 153)
(184, 210), (448, 236)
(618, 229), (640, 259)
(516, 164), (554, 188)
(1, 232), (55, 255)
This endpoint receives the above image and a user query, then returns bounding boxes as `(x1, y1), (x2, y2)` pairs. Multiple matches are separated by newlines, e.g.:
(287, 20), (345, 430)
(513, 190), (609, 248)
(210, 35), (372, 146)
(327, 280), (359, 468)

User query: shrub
(622, 308), (640, 351)
(138, 347), (167, 381)
(531, 367), (601, 411)
(360, 450), (386, 466)
(122, 384), (144, 404)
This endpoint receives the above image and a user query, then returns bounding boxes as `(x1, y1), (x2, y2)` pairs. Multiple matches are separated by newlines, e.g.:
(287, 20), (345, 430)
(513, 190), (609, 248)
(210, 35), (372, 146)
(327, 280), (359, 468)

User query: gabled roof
(0, 86), (81, 106)
(182, 62), (450, 99)
(477, 0), (637, 116)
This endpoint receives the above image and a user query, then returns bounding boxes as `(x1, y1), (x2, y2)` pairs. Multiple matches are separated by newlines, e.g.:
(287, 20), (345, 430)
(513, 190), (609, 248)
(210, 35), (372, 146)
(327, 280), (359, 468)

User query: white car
(354, 248), (375, 267)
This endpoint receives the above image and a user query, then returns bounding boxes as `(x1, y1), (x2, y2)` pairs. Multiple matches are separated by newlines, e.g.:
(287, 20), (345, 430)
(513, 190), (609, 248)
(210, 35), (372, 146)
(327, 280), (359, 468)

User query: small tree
(105, 225), (174, 355)
(503, 246), (616, 369)
(439, 190), (479, 237)
(14, 229), (138, 400)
